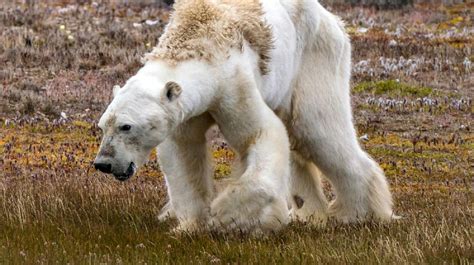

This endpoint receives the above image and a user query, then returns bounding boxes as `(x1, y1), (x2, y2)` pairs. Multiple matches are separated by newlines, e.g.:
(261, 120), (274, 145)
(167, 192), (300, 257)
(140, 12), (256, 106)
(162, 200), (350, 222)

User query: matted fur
(145, 0), (273, 74)
(96, 0), (396, 233)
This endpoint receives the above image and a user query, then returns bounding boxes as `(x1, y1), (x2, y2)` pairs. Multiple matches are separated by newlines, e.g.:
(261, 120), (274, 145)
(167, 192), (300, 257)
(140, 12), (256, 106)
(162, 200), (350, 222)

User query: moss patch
(354, 80), (433, 97)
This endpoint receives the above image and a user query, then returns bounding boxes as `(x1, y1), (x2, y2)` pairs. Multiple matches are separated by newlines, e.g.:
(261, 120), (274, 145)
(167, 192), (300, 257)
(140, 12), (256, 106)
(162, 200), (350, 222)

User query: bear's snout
(94, 156), (136, 181)
(94, 162), (112, 174)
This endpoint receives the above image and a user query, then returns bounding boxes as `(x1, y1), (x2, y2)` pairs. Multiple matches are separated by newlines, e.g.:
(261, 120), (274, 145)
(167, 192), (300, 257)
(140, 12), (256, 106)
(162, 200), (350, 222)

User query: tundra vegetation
(0, 1), (472, 264)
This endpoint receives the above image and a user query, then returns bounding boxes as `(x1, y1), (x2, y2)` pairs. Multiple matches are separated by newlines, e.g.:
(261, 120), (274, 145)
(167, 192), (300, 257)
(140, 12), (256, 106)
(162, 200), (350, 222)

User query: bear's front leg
(208, 73), (291, 233)
(157, 113), (215, 232)
(209, 170), (290, 233)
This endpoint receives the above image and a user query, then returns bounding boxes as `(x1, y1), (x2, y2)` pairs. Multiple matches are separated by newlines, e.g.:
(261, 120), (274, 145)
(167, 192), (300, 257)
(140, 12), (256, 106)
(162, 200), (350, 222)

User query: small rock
(145, 19), (159, 26)
(357, 27), (368, 34)
(359, 134), (369, 141)
(463, 57), (471, 72)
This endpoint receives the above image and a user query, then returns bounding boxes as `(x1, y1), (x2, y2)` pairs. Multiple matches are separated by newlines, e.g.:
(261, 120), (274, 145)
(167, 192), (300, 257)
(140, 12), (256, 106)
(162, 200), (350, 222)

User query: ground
(0, 1), (473, 264)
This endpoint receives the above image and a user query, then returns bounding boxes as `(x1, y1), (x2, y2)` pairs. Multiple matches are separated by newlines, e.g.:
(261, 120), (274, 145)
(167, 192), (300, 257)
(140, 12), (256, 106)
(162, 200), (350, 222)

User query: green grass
(354, 80), (433, 97)
(0, 196), (472, 264)
(0, 124), (472, 264)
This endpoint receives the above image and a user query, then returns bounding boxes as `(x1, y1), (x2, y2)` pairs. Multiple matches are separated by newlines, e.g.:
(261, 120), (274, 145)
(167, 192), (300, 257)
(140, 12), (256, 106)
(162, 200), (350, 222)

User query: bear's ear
(112, 85), (121, 98)
(163, 81), (182, 102)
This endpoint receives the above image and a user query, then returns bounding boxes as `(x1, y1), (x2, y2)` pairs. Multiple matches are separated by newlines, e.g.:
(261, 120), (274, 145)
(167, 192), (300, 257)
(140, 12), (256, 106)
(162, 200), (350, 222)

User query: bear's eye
(120, 124), (132, 131)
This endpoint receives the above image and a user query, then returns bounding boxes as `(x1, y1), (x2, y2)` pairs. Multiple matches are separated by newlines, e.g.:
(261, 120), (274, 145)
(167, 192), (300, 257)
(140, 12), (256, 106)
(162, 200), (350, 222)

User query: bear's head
(94, 74), (183, 181)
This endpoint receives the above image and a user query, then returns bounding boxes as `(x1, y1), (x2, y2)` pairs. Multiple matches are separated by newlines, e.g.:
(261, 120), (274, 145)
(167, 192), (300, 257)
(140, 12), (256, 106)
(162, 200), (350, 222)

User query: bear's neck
(141, 46), (262, 124)
(140, 60), (221, 121)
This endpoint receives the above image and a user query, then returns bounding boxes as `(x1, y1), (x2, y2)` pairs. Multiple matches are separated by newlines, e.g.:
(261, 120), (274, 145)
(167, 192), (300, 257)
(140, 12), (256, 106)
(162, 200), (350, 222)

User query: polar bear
(94, 0), (395, 232)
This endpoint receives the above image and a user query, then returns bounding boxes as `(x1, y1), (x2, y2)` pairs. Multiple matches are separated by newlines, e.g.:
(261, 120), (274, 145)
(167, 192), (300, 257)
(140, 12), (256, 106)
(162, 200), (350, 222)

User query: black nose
(94, 163), (112, 174)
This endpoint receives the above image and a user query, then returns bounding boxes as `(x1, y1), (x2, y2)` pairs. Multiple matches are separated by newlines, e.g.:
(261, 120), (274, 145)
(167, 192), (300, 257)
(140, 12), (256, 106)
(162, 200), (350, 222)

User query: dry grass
(0, 1), (473, 264)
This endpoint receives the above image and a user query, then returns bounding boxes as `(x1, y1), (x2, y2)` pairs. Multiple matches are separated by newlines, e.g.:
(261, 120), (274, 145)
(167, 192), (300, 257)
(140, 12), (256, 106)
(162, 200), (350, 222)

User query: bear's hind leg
(290, 105), (394, 223)
(287, 23), (395, 222)
(289, 151), (328, 226)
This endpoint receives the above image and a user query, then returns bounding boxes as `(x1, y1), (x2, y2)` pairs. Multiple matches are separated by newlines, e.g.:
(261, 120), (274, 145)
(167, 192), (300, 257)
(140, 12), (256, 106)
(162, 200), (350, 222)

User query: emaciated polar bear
(94, 0), (395, 232)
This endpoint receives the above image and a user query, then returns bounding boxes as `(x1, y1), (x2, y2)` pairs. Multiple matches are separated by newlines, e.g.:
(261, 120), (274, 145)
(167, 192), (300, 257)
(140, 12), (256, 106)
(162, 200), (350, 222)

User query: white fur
(97, 0), (395, 233)
(272, 0), (394, 223)
(151, 47), (292, 232)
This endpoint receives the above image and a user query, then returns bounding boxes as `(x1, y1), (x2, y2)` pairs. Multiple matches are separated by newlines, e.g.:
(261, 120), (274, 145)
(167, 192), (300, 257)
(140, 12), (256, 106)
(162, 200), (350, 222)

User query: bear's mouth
(113, 162), (136, 181)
